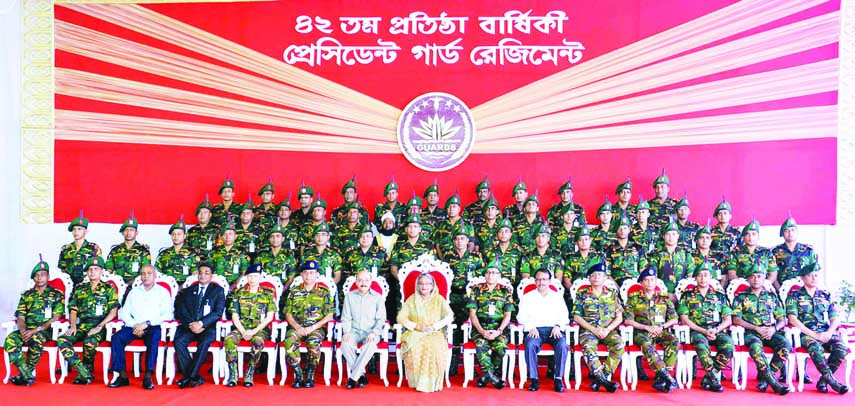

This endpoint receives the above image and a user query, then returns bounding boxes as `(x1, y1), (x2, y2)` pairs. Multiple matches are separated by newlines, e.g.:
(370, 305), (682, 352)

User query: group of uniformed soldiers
(4, 173), (849, 395)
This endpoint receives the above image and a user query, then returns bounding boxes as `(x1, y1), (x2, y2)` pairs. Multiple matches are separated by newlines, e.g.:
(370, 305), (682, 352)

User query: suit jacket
(174, 283), (225, 332)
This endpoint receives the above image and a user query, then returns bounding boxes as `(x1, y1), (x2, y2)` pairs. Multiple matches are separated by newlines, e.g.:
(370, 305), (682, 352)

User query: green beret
(68, 210), (89, 232)
(341, 177), (357, 194)
(313, 222), (331, 236)
(695, 224), (712, 240)
(452, 221), (474, 239)
(661, 220), (680, 234)
(533, 220), (551, 236)
(310, 197), (327, 210)
(445, 193), (461, 209)
(713, 197), (731, 216)
(559, 202), (576, 217)
(486, 255), (501, 271)
(196, 195), (214, 215)
(476, 176), (490, 192)
(297, 182), (314, 198)
(512, 178), (527, 195)
(404, 214), (421, 226)
(636, 195), (650, 212)
(221, 217), (236, 232)
(218, 178), (235, 195)
(257, 179), (274, 196)
(798, 262), (818, 277)
(423, 180), (439, 199)
(358, 223), (373, 236)
(268, 220), (286, 237)
(86, 256), (106, 269)
(675, 194), (689, 210)
(346, 200), (363, 212)
(575, 225), (591, 242)
(119, 212), (139, 233)
(497, 217), (513, 231)
(615, 176), (632, 194)
(169, 215), (187, 234)
(407, 195), (423, 209)
(616, 211), (631, 228)
(744, 261), (766, 277)
(524, 191), (539, 207)
(597, 197), (612, 216)
(384, 177), (399, 195)
(741, 219), (760, 237)
(242, 196), (256, 212)
(557, 178), (573, 194)
(482, 194), (499, 210)
(277, 193), (292, 211)
(692, 261), (713, 277)
(780, 216), (797, 237)
(31, 260), (49, 278)
(653, 169), (669, 187)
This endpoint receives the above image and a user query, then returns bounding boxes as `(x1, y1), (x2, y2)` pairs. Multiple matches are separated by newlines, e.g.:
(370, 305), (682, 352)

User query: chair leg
(396, 351), (404, 387)
(155, 347), (164, 385)
(462, 351), (473, 388)
(278, 347), (288, 386)
(101, 350), (110, 384)
(336, 348), (344, 386)
(517, 349), (527, 389)
(133, 352), (141, 378)
(59, 354), (67, 384)
(574, 352), (582, 390)
(212, 349), (221, 385)
(379, 351), (389, 387)
(445, 348), (451, 388)
(165, 348), (175, 385)
(266, 348), (276, 386)
(47, 348), (57, 384)
(685, 353), (694, 389)
(3, 351), (11, 384)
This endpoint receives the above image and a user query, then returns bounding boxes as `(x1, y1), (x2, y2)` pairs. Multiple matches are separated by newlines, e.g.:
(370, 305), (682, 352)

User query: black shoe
(346, 378), (358, 389)
(303, 368), (316, 388)
(225, 379), (237, 387)
(704, 374), (724, 393)
(176, 378), (190, 389)
(73, 376), (94, 385)
(190, 376), (206, 388)
(242, 380), (253, 387)
(636, 358), (650, 381)
(768, 378), (790, 396)
(816, 376), (828, 393)
(10, 374), (24, 386)
(108, 376), (130, 388)
(652, 371), (671, 393)
(757, 380), (768, 393)
(821, 372), (850, 395)
(291, 367), (304, 389)
(527, 379), (539, 392)
(358, 375), (369, 388)
(20, 377), (37, 387)
(554, 378), (565, 393)
(475, 374), (490, 388)
(486, 370), (504, 390)
(142, 376), (154, 390)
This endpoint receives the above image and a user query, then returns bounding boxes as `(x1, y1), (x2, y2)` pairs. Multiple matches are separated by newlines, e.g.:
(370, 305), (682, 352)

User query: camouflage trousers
(472, 331), (508, 372)
(450, 290), (467, 350)
(633, 330), (678, 371)
(744, 330), (790, 375)
(57, 323), (106, 368)
(689, 331), (733, 373)
(224, 328), (271, 366)
(283, 327), (325, 368)
(579, 329), (625, 376)
(4, 330), (51, 374)
(801, 334), (847, 375)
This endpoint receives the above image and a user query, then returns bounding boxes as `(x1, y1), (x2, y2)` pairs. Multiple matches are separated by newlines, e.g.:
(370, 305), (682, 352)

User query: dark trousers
(110, 326), (161, 373)
(174, 327), (216, 379)
(524, 327), (568, 379)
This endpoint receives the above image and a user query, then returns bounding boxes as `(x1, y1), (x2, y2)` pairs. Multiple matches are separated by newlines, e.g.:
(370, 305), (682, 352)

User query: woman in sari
(397, 272), (454, 392)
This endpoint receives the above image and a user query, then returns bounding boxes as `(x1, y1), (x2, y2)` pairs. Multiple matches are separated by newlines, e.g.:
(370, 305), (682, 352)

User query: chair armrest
(566, 323), (580, 346)
(161, 321), (179, 341)
(460, 321), (472, 343)
(1, 320), (17, 336)
(216, 320), (233, 341)
(106, 321), (125, 340)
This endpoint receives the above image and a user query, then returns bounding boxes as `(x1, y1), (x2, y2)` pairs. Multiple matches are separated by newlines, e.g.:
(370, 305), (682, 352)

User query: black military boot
(594, 371), (618, 393)
(303, 367), (316, 388)
(821, 371), (850, 395)
(651, 370), (670, 393)
(704, 371), (724, 393)
(763, 371), (790, 396)
(487, 369), (504, 390)
(588, 371), (601, 392)
(636, 357), (650, 381)
(475, 369), (490, 388)
(291, 366), (304, 389)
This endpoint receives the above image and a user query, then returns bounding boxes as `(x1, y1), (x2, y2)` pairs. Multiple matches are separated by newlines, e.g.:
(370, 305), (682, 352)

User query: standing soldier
(725, 219), (779, 282)
(297, 196), (327, 252)
(444, 221), (484, 376)
(282, 261), (335, 389)
(640, 220), (693, 294)
(234, 195), (264, 257)
(630, 196), (658, 254)
(648, 170), (678, 230)
(512, 192), (542, 251)
(223, 264), (275, 387)
(331, 177), (369, 229)
(467, 261), (514, 389)
(674, 193), (700, 251)
(403, 194), (431, 238)
(572, 263), (624, 393)
(300, 223), (344, 303)
(388, 215), (435, 322)
(481, 217), (524, 285)
(474, 194), (502, 252)
(58, 211), (102, 285)
(772, 214), (819, 288)
(57, 256), (118, 385)
(342, 224), (386, 281)
(690, 223), (727, 285)
(711, 197), (741, 256)
(731, 264), (791, 395)
(550, 204), (580, 254)
(422, 179), (446, 232)
(604, 212), (644, 286)
(519, 220), (564, 281)
(463, 176), (491, 227)
(373, 177), (406, 229)
(156, 215), (198, 286)
(210, 218), (250, 289)
(274, 194), (301, 252)
(547, 178), (585, 229)
(106, 212), (152, 284)
(591, 197), (616, 252)
(291, 182), (315, 227)
(563, 225), (605, 284)
(609, 177), (636, 232)
(622, 266), (679, 392)
(212, 177), (241, 227)
(677, 262), (733, 392)
(503, 178), (528, 224)
(254, 178), (278, 232)
(5, 259), (64, 386)
(432, 193), (464, 257)
(785, 264), (850, 394)
(333, 201), (366, 254)
(186, 196), (219, 260)
(255, 220), (298, 287)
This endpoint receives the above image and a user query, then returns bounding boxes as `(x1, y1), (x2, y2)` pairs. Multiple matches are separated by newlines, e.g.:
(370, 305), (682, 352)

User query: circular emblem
(397, 92), (475, 172)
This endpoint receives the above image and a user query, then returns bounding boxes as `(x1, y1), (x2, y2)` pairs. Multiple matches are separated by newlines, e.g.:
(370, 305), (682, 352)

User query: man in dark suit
(173, 262), (226, 389)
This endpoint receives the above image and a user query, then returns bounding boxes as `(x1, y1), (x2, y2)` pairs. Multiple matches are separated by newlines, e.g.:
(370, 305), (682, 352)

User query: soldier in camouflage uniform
(474, 194), (502, 252)
(331, 177), (369, 229)
(5, 260), (64, 386)
(421, 180), (446, 232)
(58, 212), (102, 285)
(156, 216), (199, 285)
(432, 193), (464, 257)
(609, 177), (636, 233)
(547, 178), (585, 229)
(503, 178), (528, 224)
(57, 256), (118, 385)
(467, 261), (514, 389)
(605, 212), (644, 285)
(445, 220), (484, 376)
(255, 220), (298, 286)
(623, 266), (679, 392)
(630, 196), (659, 254)
(481, 217), (524, 286)
(731, 264), (791, 395)
(572, 263), (624, 393)
(512, 192), (542, 252)
(690, 223), (726, 284)
(291, 182), (315, 227)
(254, 179), (278, 232)
(373, 177), (407, 230)
(772, 215), (820, 289)
(675, 194), (700, 251)
(212, 177), (242, 227)
(106, 213), (152, 284)
(726, 219), (779, 282)
(591, 197), (616, 252)
(297, 196), (328, 252)
(333, 201), (367, 253)
(677, 262), (733, 392)
(403, 194), (433, 239)
(342, 224), (386, 281)
(551, 203), (580, 254)
(640, 220), (692, 294)
(563, 225), (605, 284)
(388, 215), (436, 323)
(785, 264), (850, 394)
(223, 264), (276, 387)
(300, 222), (343, 310)
(463, 176), (491, 227)
(235, 195), (264, 258)
(519, 220), (564, 282)
(274, 196), (301, 252)
(210, 218), (250, 288)
(282, 260), (334, 388)
(186, 196), (219, 260)
(648, 170), (678, 230)
(711, 197), (741, 256)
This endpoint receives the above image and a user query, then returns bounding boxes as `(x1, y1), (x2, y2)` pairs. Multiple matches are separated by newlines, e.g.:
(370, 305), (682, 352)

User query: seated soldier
(223, 264), (275, 387)
(5, 259), (64, 386)
(282, 260), (334, 388)
(677, 262), (733, 392)
(517, 268), (569, 393)
(340, 270), (386, 389)
(573, 263), (624, 393)
(466, 260), (514, 389)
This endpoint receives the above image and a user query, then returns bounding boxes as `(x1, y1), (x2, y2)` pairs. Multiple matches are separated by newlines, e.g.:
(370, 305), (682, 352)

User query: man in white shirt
(517, 268), (569, 392)
(340, 270), (387, 389)
(108, 264), (173, 389)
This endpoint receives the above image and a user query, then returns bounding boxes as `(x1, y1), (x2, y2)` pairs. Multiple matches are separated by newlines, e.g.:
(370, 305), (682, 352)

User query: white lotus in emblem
(413, 113), (460, 141)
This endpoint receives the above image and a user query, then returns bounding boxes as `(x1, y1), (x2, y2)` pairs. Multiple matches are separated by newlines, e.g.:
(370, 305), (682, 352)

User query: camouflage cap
(780, 214), (797, 237)
(741, 218), (761, 237)
(512, 177), (527, 195)
(86, 256), (106, 269)
(196, 194), (214, 215)
(68, 210), (89, 232)
(615, 176), (632, 195)
(476, 176), (490, 192)
(423, 179), (439, 199)
(557, 178), (573, 194)
(404, 214), (421, 226)
(653, 169), (669, 187)
(383, 177), (399, 195)
(444, 193), (461, 209)
(497, 216), (513, 231)
(482, 193), (500, 210)
(692, 261), (713, 277)
(597, 196), (612, 216)
(257, 178), (274, 196)
(31, 256), (50, 278)
(297, 181), (314, 198)
(169, 214), (187, 234)
(313, 222), (331, 236)
(341, 177), (357, 194)
(119, 211), (139, 232)
(218, 177), (235, 195)
(586, 262), (606, 277)
(637, 265), (657, 282)
(798, 262), (818, 277)
(713, 196), (732, 217)
(745, 261), (766, 277)
(636, 194), (650, 212)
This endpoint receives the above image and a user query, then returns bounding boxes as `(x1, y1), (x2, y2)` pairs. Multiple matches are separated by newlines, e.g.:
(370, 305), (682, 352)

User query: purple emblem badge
(397, 92), (475, 172)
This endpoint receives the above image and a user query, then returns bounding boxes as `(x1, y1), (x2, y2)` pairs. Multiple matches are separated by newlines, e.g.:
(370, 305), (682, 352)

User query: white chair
(105, 274), (179, 385)
(277, 274), (336, 386)
(618, 278), (671, 390)
(393, 253), (454, 388)
(56, 272), (127, 384)
(334, 273), (390, 386)
(673, 277), (732, 389)
(460, 276), (516, 388)
(217, 273), (284, 386)
(568, 277), (625, 390)
(2, 271), (73, 384)
(163, 274), (229, 385)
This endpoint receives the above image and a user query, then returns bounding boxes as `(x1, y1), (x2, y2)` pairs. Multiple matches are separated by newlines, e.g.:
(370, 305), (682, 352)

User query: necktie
(197, 286), (206, 311)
